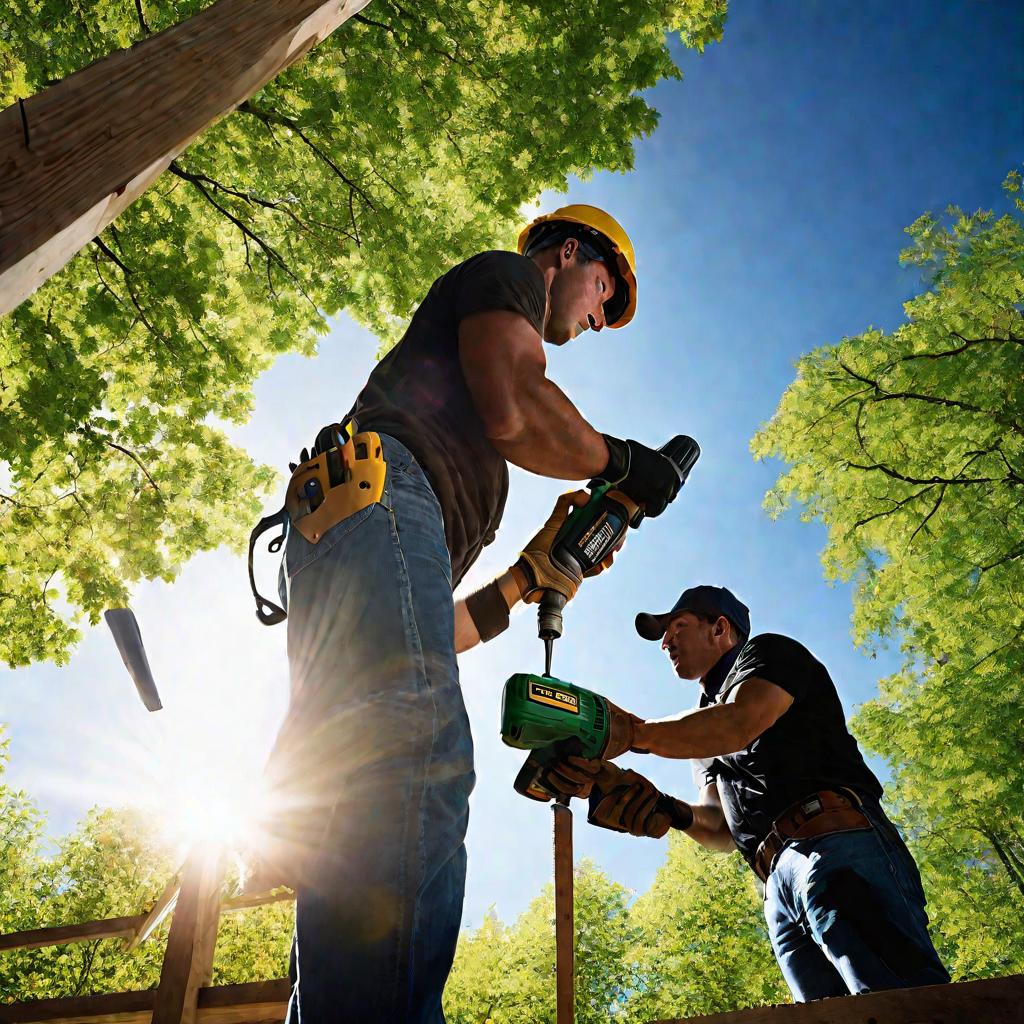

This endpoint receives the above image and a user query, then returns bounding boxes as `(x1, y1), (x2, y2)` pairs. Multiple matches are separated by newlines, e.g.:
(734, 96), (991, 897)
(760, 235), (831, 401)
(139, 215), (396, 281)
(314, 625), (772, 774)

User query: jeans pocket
(286, 502), (378, 580)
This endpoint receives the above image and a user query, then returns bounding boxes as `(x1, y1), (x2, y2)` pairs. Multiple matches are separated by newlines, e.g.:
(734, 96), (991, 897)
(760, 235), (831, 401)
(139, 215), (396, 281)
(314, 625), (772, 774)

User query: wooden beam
(221, 889), (294, 914)
(125, 872), (182, 951)
(151, 845), (225, 1024)
(0, 884), (292, 957)
(0, 916), (146, 954)
(0, 0), (372, 316)
(0, 979), (290, 1024)
(654, 973), (1024, 1024)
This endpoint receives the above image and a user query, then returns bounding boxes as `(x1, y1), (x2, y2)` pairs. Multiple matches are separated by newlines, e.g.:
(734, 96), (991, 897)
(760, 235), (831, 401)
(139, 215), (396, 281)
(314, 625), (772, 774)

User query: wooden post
(553, 800), (574, 1024)
(0, 0), (372, 316)
(152, 843), (225, 1024)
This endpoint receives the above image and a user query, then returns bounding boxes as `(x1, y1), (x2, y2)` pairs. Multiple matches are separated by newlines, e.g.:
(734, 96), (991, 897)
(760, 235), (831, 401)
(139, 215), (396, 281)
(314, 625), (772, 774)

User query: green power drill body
(536, 434), (701, 674)
(500, 672), (610, 801)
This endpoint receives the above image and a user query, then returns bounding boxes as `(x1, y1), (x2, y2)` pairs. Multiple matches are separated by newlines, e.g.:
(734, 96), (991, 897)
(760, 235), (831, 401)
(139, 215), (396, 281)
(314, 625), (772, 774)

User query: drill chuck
(538, 590), (567, 641)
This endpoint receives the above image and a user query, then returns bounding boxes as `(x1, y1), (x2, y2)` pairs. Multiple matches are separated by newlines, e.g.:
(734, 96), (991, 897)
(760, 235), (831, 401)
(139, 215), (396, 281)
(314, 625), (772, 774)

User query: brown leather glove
(601, 699), (646, 759)
(587, 765), (694, 838)
(532, 755), (615, 801)
(513, 489), (622, 603)
(514, 489), (590, 604)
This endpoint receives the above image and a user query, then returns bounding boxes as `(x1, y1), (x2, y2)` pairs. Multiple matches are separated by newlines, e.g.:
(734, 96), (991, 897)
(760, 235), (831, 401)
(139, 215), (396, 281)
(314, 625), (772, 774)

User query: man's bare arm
(632, 678), (795, 759)
(458, 310), (608, 479)
(683, 781), (736, 853)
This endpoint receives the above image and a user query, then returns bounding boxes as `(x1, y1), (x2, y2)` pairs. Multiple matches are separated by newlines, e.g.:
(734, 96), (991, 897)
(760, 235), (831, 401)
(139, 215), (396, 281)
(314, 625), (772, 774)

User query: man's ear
(559, 237), (580, 266)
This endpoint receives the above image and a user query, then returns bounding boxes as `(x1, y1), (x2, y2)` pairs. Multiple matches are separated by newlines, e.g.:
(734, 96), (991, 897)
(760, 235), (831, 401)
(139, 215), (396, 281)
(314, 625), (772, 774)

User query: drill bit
(544, 636), (554, 677)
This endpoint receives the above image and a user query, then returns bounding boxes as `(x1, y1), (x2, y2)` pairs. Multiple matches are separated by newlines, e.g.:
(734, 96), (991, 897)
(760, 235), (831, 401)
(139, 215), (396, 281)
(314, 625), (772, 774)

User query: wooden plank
(0, 916), (146, 954)
(125, 872), (182, 951)
(151, 845), (225, 1024)
(0, 979), (290, 1024)
(0, 883), (291, 957)
(0, 0), (372, 315)
(654, 973), (1024, 1024)
(0, 990), (153, 1024)
(221, 890), (293, 914)
(553, 802), (573, 1024)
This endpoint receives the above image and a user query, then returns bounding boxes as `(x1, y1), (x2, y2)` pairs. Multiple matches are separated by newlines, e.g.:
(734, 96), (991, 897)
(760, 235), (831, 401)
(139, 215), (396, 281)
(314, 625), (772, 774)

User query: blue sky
(1, 0), (1020, 930)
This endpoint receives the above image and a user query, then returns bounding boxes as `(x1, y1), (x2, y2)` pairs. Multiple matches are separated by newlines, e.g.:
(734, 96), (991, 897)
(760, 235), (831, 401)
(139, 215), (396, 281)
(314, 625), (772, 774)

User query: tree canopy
(0, 0), (727, 667)
(753, 171), (1024, 976)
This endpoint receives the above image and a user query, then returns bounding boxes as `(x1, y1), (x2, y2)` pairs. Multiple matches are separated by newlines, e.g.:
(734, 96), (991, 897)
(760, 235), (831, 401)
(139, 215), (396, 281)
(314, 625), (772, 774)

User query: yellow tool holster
(285, 427), (387, 543)
(247, 420), (387, 625)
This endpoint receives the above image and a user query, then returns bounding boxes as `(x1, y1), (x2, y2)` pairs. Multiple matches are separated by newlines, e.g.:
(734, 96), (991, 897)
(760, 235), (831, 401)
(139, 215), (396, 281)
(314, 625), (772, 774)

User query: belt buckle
(799, 796), (823, 818)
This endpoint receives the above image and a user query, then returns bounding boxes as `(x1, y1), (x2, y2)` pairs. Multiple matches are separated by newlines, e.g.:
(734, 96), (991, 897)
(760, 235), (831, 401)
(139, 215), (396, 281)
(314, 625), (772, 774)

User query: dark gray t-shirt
(695, 633), (883, 867)
(349, 251), (547, 587)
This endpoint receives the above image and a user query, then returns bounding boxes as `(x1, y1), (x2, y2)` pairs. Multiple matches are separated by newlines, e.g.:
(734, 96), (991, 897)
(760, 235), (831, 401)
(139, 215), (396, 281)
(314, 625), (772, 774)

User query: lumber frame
(0, 979), (290, 1024)
(0, 885), (292, 957)
(656, 973), (1024, 1024)
(151, 845), (225, 1024)
(0, 917), (147, 954)
(0, 0), (372, 315)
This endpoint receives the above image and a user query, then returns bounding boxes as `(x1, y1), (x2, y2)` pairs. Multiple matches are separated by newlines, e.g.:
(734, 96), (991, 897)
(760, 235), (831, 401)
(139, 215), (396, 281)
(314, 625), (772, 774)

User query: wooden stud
(151, 844), (225, 1024)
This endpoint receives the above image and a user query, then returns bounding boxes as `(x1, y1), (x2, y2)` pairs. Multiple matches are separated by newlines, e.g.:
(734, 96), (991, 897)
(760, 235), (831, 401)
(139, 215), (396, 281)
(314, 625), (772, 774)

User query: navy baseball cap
(635, 585), (751, 642)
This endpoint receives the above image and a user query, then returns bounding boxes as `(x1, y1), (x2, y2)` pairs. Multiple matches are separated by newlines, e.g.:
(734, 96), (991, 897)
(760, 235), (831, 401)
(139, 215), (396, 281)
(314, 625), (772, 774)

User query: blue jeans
(763, 799), (950, 1001)
(269, 435), (474, 1023)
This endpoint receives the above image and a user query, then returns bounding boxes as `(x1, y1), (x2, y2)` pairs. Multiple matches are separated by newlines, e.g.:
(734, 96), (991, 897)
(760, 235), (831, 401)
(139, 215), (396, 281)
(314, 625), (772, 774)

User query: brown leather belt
(753, 788), (871, 883)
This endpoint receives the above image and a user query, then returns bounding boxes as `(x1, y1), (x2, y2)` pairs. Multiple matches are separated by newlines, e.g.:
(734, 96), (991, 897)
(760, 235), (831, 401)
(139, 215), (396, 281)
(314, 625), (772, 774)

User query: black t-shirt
(349, 251), (547, 588)
(694, 633), (883, 867)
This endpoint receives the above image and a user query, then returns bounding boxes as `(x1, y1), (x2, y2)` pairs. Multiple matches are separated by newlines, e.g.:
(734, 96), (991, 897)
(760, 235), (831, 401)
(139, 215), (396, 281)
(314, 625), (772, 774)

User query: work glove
(523, 752), (611, 802)
(587, 765), (694, 839)
(514, 489), (618, 604)
(602, 699), (646, 759)
(601, 435), (681, 519)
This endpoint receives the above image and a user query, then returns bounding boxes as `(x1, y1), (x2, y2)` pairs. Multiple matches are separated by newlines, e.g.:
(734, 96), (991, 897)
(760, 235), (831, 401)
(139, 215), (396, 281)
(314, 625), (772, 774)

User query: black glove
(601, 435), (681, 519)
(587, 766), (694, 838)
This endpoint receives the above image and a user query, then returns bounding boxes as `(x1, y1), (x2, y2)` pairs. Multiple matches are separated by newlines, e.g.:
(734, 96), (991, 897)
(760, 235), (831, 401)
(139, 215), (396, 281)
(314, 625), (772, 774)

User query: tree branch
(134, 0), (151, 36)
(103, 441), (163, 500)
(909, 484), (946, 542)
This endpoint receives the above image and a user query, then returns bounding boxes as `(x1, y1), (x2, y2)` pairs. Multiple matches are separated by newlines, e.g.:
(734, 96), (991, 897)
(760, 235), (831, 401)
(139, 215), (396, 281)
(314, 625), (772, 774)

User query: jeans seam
(383, 499), (440, 1019)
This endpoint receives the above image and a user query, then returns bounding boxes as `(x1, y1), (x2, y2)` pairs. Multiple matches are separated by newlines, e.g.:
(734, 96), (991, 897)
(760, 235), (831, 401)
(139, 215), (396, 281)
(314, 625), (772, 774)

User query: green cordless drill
(536, 434), (700, 675)
(500, 672), (610, 801)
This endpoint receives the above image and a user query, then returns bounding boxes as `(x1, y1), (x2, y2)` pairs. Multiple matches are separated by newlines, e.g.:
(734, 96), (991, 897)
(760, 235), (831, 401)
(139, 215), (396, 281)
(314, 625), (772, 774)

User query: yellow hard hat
(517, 204), (638, 328)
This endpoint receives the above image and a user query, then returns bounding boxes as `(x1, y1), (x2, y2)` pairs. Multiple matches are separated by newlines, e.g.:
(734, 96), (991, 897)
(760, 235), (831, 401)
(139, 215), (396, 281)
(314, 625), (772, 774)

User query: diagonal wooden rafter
(0, 0), (373, 316)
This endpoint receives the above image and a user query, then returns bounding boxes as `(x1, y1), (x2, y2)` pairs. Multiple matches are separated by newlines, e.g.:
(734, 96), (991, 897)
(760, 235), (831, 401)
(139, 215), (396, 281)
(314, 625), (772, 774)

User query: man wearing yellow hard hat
(267, 204), (680, 1022)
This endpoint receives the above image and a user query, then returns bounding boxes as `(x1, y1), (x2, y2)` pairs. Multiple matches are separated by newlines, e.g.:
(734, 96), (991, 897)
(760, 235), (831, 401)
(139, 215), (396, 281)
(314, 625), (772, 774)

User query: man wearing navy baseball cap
(543, 584), (949, 1002)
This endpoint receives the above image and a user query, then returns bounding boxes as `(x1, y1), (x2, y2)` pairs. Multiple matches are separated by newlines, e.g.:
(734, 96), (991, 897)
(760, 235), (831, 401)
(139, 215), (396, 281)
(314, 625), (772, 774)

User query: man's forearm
(633, 704), (753, 760)
(490, 378), (608, 479)
(682, 803), (736, 853)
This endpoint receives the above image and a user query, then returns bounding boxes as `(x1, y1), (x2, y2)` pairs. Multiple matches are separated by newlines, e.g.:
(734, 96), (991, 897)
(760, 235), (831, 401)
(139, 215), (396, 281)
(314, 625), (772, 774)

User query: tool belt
(247, 420), (386, 625)
(753, 788), (871, 882)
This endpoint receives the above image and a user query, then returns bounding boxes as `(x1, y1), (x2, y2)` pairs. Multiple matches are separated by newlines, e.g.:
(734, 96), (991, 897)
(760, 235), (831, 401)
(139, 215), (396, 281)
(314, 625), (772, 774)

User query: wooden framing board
(151, 846), (224, 1024)
(0, 884), (293, 956)
(0, 979), (290, 1024)
(0, 0), (372, 315)
(655, 973), (1024, 1024)
(0, 917), (146, 954)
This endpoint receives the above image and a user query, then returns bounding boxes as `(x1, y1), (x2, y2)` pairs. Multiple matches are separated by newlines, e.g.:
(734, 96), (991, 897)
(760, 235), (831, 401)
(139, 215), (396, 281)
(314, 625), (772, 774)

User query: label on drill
(528, 681), (580, 714)
(580, 514), (617, 564)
